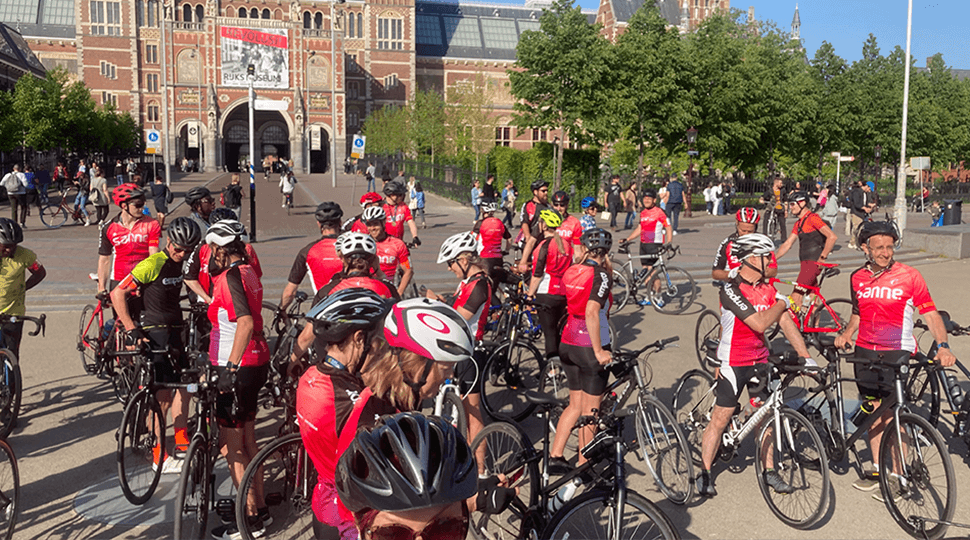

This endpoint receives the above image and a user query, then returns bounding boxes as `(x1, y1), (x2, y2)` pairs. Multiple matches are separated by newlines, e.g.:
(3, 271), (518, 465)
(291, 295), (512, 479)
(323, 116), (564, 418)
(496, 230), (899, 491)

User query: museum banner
(220, 26), (289, 89)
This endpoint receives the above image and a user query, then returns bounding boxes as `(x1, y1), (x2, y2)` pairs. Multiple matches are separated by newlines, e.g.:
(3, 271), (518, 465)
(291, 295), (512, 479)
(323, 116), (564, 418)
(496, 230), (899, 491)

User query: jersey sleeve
(720, 282), (758, 321)
(454, 277), (490, 316)
(912, 272), (936, 314)
(807, 213), (828, 232)
(589, 268), (610, 307)
(148, 220), (161, 248)
(402, 206), (413, 222)
(247, 245), (263, 278)
(397, 241), (411, 269)
(712, 238), (731, 271)
(97, 221), (113, 256)
(850, 268), (862, 316)
(288, 246), (309, 284)
(18, 247), (39, 272)
(183, 244), (203, 280)
(130, 253), (164, 285)
(533, 239), (550, 278)
(225, 266), (252, 320)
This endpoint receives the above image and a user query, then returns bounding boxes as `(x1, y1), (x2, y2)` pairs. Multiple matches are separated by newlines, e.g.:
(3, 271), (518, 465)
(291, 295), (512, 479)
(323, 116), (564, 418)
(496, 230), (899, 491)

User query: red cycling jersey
(383, 202), (413, 239)
(184, 243), (262, 295)
(850, 262), (936, 352)
(341, 216), (368, 234)
(558, 215), (583, 247)
(791, 211), (829, 261)
(207, 263), (269, 367)
(532, 236), (573, 295)
(712, 234), (779, 273)
(717, 278), (777, 367)
(451, 273), (492, 340)
(314, 273), (401, 304)
(562, 261), (611, 347)
(98, 215), (161, 281)
(477, 217), (509, 259)
(287, 236), (342, 293)
(374, 235), (410, 280)
(638, 207), (669, 244)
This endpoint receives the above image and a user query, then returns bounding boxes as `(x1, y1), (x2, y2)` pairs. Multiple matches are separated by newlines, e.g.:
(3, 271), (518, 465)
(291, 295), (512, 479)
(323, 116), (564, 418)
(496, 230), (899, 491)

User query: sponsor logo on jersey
(857, 286), (904, 300)
(162, 276), (183, 286)
(112, 232), (150, 245)
(723, 284), (748, 311)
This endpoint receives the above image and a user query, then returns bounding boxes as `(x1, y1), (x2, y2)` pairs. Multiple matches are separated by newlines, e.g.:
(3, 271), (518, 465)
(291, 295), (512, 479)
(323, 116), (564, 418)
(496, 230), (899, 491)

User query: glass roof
(416, 14), (442, 46)
(480, 18), (517, 49)
(442, 15), (482, 48)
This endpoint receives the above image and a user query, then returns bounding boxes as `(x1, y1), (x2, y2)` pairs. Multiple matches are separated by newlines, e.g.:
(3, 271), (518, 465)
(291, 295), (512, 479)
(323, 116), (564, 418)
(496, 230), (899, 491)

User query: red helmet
(112, 183), (145, 206)
(736, 207), (760, 225)
(360, 192), (383, 208)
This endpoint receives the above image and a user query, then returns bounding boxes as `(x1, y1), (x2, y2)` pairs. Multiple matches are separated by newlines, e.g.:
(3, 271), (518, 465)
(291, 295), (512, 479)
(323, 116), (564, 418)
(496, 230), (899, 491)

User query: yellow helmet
(539, 208), (562, 228)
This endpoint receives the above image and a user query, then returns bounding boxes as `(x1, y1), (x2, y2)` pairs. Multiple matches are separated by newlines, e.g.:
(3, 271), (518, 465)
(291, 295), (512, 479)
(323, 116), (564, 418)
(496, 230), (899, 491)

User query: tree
(409, 89), (447, 162)
(446, 73), (496, 170)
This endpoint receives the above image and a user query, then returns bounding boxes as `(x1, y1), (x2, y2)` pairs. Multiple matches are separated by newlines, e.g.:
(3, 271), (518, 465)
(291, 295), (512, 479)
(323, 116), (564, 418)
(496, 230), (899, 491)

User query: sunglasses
(552, 203), (566, 207)
(365, 509), (468, 540)
(539, 188), (549, 193)
(170, 245), (191, 254)
(129, 199), (146, 209)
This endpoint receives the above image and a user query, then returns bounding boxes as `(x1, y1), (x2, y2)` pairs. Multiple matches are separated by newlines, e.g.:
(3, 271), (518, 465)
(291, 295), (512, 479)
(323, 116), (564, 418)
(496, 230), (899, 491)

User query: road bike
(39, 187), (89, 228)
(762, 208), (783, 241)
(765, 264), (852, 342)
(0, 438), (19, 540)
(671, 353), (831, 529)
(905, 312), (970, 435)
(0, 314), (44, 439)
(611, 243), (697, 315)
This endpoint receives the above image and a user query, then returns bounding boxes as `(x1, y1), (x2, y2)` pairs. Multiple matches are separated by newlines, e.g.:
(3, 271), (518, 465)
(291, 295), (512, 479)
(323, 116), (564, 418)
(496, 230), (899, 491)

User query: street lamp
(686, 127), (698, 218)
(247, 63), (257, 242)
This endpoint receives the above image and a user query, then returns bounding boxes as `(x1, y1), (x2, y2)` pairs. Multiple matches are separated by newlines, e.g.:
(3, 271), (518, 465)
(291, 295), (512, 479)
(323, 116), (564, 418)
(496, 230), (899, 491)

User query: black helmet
(788, 190), (809, 204)
(336, 412), (477, 513)
(315, 201), (344, 223)
(383, 181), (406, 196)
(857, 220), (899, 246)
(306, 289), (392, 344)
(530, 180), (549, 192)
(167, 217), (202, 248)
(580, 227), (613, 253)
(184, 186), (212, 206)
(551, 190), (569, 205)
(641, 188), (658, 199)
(209, 207), (237, 224)
(0, 218), (23, 245)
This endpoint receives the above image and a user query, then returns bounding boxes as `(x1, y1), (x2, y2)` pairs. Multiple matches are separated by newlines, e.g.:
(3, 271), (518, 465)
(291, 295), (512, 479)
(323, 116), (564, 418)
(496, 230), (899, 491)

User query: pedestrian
(113, 159), (125, 186)
(703, 183), (713, 214)
(1, 165), (27, 226)
(658, 180), (669, 211)
(847, 181), (872, 249)
(23, 166), (39, 218)
(280, 170), (297, 208)
(223, 173), (245, 219)
(72, 172), (92, 226)
(365, 161), (376, 192)
(501, 180), (516, 228)
(819, 183), (839, 228)
(471, 179), (482, 222)
(89, 167), (111, 225)
(344, 156), (352, 174)
(723, 181), (735, 214)
(126, 158), (136, 183)
(607, 174), (623, 231)
(380, 165), (391, 188)
(392, 168), (406, 187)
(54, 161), (68, 192)
(151, 175), (173, 228)
(35, 164), (51, 205)
(665, 173), (685, 235)
(711, 182), (723, 215)
(411, 180), (426, 229)
(483, 174), (497, 201)
(623, 182), (637, 229)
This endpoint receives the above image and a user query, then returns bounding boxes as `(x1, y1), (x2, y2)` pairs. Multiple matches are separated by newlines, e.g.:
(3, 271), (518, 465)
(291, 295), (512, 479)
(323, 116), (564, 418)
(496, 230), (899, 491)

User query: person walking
(665, 174), (685, 235)
(501, 180), (517, 228)
(365, 161), (376, 192)
(223, 173), (245, 219)
(54, 161), (69, 192)
(150, 176), (172, 229)
(623, 182), (637, 229)
(23, 166), (39, 218)
(113, 159), (125, 186)
(606, 175), (623, 231)
(35, 164), (51, 205)
(483, 174), (497, 201)
(470, 179), (482, 223)
(410, 179), (426, 229)
(703, 183), (713, 215)
(1, 165), (27, 227)
(88, 168), (111, 225)
(819, 183), (839, 228)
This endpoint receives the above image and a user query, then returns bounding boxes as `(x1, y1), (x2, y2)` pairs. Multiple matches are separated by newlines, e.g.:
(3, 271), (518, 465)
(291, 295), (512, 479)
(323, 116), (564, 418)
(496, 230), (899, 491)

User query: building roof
(0, 22), (46, 80)
(0, 0), (74, 40)
(607, 0), (680, 26)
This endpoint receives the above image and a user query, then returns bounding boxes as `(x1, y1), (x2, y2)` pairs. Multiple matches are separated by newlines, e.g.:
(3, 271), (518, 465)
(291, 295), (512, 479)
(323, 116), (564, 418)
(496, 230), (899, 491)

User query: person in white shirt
(703, 184), (713, 215)
(279, 171), (297, 208)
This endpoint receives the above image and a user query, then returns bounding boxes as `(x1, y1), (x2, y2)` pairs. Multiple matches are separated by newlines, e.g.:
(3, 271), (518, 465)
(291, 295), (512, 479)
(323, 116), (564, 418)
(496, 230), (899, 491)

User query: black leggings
(535, 294), (566, 359)
(313, 517), (342, 540)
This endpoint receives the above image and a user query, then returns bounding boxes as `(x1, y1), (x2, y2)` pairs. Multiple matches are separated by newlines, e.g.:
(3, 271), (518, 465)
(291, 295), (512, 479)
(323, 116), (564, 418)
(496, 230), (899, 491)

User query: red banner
(220, 26), (288, 49)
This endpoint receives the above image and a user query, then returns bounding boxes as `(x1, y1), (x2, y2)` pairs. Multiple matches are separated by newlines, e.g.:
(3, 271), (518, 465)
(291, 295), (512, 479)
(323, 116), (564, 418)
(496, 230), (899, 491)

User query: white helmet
(205, 219), (246, 246)
(362, 206), (387, 223)
(335, 232), (377, 257)
(481, 201), (497, 213)
(437, 232), (478, 264)
(383, 298), (474, 364)
(730, 233), (775, 261)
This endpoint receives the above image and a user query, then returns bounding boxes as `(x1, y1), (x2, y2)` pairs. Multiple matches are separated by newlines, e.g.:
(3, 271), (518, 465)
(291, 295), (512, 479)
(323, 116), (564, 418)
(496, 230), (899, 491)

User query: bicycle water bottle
(741, 397), (763, 423)
(548, 478), (581, 513)
(102, 319), (115, 340)
(943, 373), (964, 407)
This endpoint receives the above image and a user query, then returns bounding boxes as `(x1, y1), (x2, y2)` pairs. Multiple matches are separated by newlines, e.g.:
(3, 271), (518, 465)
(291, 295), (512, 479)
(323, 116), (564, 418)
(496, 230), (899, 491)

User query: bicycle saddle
(821, 267), (840, 280)
(525, 391), (564, 410)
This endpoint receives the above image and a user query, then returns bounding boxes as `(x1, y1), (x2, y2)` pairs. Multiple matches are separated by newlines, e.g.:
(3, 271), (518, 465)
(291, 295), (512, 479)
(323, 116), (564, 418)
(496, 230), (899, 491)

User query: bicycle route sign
(146, 129), (161, 154)
(351, 134), (366, 159)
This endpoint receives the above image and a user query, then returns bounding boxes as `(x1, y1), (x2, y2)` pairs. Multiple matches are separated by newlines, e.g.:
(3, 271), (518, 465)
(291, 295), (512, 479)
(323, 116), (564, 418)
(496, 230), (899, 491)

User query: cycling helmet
(551, 191), (570, 206)
(538, 208), (562, 228)
(0, 218), (23, 245)
(307, 289), (392, 343)
(531, 180), (549, 191)
(480, 200), (497, 213)
(641, 188), (658, 199)
(730, 233), (775, 261)
(857, 220), (900, 246)
(112, 183), (145, 206)
(205, 219), (245, 246)
(580, 227), (612, 253)
(209, 207), (237, 224)
(184, 186), (212, 206)
(336, 411), (477, 513)
(359, 192), (383, 208)
(736, 207), (761, 224)
(361, 206), (386, 224)
(866, 181), (875, 191)
(383, 298), (474, 364)
(581, 196), (597, 209)
(315, 201), (344, 223)
(437, 232), (478, 264)
(383, 181), (406, 196)
(335, 232), (377, 257)
(167, 217), (202, 248)
(789, 191), (809, 204)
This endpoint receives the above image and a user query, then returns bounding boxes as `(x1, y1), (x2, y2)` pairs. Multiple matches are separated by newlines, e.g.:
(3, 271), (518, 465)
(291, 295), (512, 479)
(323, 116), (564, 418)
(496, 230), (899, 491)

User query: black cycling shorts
(559, 342), (610, 395)
(639, 243), (661, 268)
(455, 348), (488, 395)
(216, 364), (269, 428)
(715, 362), (770, 409)
(146, 326), (187, 385)
(853, 347), (909, 400)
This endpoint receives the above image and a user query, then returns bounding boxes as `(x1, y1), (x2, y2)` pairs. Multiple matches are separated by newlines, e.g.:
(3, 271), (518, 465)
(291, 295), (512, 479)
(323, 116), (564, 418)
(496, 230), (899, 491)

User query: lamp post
(330, 5), (343, 189)
(190, 45), (203, 171)
(874, 144), (882, 193)
(686, 127), (698, 218)
(305, 50), (315, 175)
(247, 64), (257, 242)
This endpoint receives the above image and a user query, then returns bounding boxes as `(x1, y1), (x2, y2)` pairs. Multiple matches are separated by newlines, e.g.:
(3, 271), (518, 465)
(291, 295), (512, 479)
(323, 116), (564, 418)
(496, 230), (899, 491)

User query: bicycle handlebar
(613, 336), (679, 359)
(0, 314), (46, 337)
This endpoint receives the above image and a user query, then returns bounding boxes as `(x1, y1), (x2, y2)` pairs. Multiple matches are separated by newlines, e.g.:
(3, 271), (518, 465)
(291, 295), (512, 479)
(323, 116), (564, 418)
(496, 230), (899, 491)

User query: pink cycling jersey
(850, 262), (936, 352)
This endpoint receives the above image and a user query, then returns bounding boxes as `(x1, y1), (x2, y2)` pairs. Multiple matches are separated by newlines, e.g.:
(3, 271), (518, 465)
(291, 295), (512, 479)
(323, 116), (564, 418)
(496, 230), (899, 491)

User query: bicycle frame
(770, 272), (845, 333)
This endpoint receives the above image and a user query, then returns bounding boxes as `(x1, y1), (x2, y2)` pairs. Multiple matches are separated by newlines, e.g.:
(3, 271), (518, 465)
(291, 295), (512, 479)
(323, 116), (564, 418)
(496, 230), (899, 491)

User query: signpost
(254, 99), (288, 112)
(351, 134), (366, 160)
(832, 152), (855, 194)
(911, 157), (931, 213)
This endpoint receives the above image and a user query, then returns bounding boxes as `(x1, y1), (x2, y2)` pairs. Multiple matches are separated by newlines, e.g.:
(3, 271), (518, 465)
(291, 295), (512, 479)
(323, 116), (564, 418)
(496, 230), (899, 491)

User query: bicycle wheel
(878, 412), (956, 540)
(174, 436), (211, 540)
(0, 440), (18, 540)
(647, 266), (696, 315)
(538, 357), (577, 454)
(481, 341), (544, 422)
(541, 489), (678, 540)
(78, 304), (100, 374)
(237, 433), (316, 540)
(611, 269), (631, 314)
(112, 354), (138, 405)
(635, 394), (694, 505)
(670, 370), (716, 466)
(754, 407), (830, 529)
(693, 310), (720, 375)
(437, 390), (469, 440)
(39, 204), (67, 229)
(117, 388), (164, 505)
(261, 301), (289, 353)
(808, 298), (852, 334)
(0, 352), (21, 440)
(904, 362), (942, 429)
(468, 422), (539, 540)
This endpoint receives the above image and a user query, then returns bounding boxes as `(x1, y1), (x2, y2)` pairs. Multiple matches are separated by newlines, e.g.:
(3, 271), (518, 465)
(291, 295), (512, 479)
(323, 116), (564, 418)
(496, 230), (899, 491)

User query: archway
(177, 121), (205, 169)
(307, 124), (330, 174)
(221, 105), (291, 172)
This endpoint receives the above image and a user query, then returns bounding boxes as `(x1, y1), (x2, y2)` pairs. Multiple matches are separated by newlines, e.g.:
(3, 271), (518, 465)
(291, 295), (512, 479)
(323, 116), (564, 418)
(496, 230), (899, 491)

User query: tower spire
(791, 4), (801, 41)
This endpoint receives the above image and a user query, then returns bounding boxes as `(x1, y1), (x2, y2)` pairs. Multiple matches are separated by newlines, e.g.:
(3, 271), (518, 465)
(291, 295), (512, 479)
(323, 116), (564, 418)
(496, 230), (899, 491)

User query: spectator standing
(89, 168), (111, 225)
(665, 174), (685, 235)
(392, 168), (406, 187)
(23, 166), (39, 218)
(150, 176), (172, 228)
(501, 180), (517, 227)
(53, 161), (68, 192)
(471, 180), (482, 223)
(380, 166), (392, 188)
(365, 161), (376, 192)
(819, 183), (839, 228)
(1, 166), (27, 226)
(223, 174), (245, 219)
(703, 183), (713, 215)
(113, 159), (125, 186)
(606, 175), (623, 231)
(711, 182), (724, 215)
(848, 181), (872, 249)
(72, 172), (92, 226)
(35, 165), (51, 205)
(623, 182), (638, 229)
(723, 181), (735, 214)
(411, 181), (426, 229)
(482, 174), (497, 201)
(126, 158), (136, 183)
(658, 180), (669, 211)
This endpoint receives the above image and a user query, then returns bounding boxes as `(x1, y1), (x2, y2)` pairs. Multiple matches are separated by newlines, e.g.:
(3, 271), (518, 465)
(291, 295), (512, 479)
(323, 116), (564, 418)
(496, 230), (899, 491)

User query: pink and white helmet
(383, 298), (474, 363)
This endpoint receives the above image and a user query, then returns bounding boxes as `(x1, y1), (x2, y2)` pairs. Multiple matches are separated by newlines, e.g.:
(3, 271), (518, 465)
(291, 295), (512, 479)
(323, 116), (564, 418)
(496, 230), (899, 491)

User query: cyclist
(620, 188), (672, 306)
(758, 177), (787, 236)
(550, 191), (583, 255)
(696, 233), (812, 498)
(516, 180), (551, 272)
(109, 217), (202, 473)
(183, 217), (262, 304)
(342, 192), (383, 234)
(280, 170), (298, 208)
(0, 218), (46, 359)
(548, 227), (613, 474)
(363, 206), (413, 297)
(315, 233), (399, 303)
(382, 182), (420, 246)
(474, 200), (510, 279)
(834, 221), (956, 496)
(184, 186), (215, 232)
(774, 190), (838, 308)
(97, 184), (161, 299)
(204, 220), (270, 540)
(579, 196), (599, 232)
(526, 209), (573, 363)
(711, 207), (778, 283)
(280, 202), (345, 309)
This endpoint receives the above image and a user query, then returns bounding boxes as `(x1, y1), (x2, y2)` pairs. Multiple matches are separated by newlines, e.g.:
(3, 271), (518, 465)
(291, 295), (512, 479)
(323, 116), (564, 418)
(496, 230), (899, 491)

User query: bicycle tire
(237, 432), (316, 540)
(261, 301), (290, 354)
(112, 355), (138, 405)
(39, 204), (67, 229)
(754, 407), (830, 529)
(78, 304), (100, 374)
(538, 357), (577, 454)
(808, 298), (853, 334)
(693, 310), (720, 375)
(468, 422), (539, 540)
(481, 341), (544, 422)
(174, 436), (211, 540)
(0, 352), (21, 440)
(611, 268), (631, 314)
(0, 440), (19, 540)
(117, 388), (164, 505)
(904, 362), (942, 429)
(438, 390), (469, 440)
(647, 266), (696, 315)
(541, 489), (679, 540)
(635, 394), (694, 505)
(878, 412), (956, 540)
(670, 370), (716, 467)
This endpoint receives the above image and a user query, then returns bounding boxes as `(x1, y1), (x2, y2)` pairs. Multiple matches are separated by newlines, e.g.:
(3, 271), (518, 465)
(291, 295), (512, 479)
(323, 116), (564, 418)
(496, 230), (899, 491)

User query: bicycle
(0, 314), (44, 439)
(788, 338), (956, 539)
(671, 353), (831, 529)
(0, 438), (19, 540)
(39, 187), (89, 228)
(905, 312), (970, 435)
(762, 207), (783, 241)
(611, 243), (697, 315)
(468, 397), (679, 540)
(764, 267), (853, 342)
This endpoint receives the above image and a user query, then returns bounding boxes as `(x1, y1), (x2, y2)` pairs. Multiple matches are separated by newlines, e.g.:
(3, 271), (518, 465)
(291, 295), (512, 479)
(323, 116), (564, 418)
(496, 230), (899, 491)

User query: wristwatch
(937, 342), (950, 350)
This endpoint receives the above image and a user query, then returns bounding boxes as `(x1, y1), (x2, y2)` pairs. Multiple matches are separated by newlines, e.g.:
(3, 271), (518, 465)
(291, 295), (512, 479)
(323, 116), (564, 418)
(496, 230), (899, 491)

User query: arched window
(348, 13), (355, 37)
(275, 9), (282, 19)
(250, 8), (258, 18)
(304, 11), (311, 28)
(314, 12), (323, 29)
(196, 5), (204, 22)
(357, 13), (363, 38)
(136, 0), (144, 26)
(262, 8), (270, 19)
(227, 125), (249, 143)
(183, 4), (192, 21)
(147, 0), (158, 26)
(239, 7), (247, 18)
(263, 125), (287, 144)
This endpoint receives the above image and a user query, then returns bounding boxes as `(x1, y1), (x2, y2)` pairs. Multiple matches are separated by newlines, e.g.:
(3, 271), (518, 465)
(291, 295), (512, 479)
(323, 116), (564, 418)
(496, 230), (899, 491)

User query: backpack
(0, 173), (15, 193)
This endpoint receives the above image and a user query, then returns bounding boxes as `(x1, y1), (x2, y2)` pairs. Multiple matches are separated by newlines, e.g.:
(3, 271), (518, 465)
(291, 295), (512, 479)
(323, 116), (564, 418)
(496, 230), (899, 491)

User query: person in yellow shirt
(0, 218), (46, 359)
